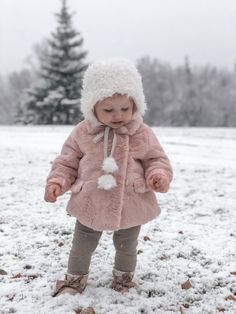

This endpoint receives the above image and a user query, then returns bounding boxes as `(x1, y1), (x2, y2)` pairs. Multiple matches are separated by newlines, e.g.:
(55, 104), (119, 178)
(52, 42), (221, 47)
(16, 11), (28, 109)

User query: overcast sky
(0, 0), (235, 75)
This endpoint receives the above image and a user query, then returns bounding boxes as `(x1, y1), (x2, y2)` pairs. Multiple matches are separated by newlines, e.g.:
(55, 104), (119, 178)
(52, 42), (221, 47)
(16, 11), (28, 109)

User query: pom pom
(102, 157), (118, 173)
(98, 174), (117, 190)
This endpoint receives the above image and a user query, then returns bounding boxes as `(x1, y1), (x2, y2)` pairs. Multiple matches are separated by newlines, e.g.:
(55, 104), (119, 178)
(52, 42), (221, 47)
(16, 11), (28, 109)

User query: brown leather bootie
(52, 273), (88, 297)
(111, 269), (138, 293)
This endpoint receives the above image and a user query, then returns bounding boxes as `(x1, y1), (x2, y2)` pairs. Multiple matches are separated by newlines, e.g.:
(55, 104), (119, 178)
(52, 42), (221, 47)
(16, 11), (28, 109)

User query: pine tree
(19, 0), (87, 124)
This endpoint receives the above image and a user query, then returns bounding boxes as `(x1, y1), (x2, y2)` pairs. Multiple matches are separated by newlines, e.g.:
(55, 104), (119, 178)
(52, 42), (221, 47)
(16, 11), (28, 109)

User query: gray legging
(67, 220), (141, 275)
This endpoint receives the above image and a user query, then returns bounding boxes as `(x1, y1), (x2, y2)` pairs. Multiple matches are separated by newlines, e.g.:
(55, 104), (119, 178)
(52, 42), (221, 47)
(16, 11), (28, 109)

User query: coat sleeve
(46, 127), (83, 194)
(141, 127), (173, 185)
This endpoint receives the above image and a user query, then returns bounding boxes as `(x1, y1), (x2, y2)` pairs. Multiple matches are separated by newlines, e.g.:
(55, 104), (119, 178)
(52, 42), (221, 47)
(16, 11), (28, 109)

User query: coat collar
(85, 116), (143, 136)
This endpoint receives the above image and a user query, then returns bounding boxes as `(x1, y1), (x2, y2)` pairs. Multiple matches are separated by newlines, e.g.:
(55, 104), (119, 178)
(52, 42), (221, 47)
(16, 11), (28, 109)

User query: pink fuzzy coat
(46, 117), (173, 231)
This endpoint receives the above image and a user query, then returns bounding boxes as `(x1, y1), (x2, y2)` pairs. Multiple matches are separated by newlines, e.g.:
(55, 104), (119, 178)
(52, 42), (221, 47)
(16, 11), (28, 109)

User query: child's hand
(148, 174), (169, 193)
(44, 184), (62, 203)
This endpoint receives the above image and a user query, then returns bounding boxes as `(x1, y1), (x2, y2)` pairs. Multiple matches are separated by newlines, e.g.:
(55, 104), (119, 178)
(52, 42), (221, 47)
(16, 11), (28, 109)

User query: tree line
(0, 0), (235, 127)
(138, 57), (236, 126)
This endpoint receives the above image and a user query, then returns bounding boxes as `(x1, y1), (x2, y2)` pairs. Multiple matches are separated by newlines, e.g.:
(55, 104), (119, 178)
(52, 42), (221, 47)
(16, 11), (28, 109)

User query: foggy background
(0, 0), (235, 126)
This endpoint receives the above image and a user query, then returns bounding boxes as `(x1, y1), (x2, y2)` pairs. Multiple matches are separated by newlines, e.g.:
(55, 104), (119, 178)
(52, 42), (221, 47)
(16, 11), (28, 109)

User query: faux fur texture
(80, 58), (147, 127)
(46, 118), (173, 231)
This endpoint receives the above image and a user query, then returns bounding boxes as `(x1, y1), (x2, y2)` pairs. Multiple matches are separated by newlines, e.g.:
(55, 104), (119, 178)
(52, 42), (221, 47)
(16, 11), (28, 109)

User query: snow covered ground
(0, 126), (236, 314)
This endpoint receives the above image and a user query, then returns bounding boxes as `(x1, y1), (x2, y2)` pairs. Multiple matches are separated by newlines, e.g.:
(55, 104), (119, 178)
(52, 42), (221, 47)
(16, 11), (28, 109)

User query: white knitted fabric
(80, 58), (147, 127)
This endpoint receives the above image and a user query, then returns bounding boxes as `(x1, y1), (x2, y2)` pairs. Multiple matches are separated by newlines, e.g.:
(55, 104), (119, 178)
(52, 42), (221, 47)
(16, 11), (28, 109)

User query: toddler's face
(94, 94), (134, 128)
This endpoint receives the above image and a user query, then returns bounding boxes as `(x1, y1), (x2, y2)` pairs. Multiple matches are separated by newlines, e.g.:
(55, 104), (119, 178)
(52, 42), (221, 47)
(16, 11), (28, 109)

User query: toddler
(44, 58), (173, 296)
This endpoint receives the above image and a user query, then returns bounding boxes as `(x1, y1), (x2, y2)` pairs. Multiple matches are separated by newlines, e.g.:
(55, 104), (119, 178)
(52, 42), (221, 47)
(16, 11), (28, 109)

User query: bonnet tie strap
(103, 126), (117, 158)
(96, 126), (118, 190)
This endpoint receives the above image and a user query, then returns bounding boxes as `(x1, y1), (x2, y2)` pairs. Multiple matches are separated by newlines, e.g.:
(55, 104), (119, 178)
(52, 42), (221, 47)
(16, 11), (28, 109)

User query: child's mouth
(112, 121), (123, 124)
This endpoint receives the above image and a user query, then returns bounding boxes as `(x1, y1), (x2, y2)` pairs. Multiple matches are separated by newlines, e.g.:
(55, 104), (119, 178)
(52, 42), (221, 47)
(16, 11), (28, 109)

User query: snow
(0, 126), (236, 314)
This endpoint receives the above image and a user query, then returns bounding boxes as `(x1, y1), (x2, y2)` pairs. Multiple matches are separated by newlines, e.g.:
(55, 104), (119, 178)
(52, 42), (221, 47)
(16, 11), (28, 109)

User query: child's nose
(113, 111), (122, 120)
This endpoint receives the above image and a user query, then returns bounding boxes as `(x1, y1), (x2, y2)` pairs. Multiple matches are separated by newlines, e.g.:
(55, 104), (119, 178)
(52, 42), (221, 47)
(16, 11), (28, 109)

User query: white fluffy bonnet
(80, 58), (147, 127)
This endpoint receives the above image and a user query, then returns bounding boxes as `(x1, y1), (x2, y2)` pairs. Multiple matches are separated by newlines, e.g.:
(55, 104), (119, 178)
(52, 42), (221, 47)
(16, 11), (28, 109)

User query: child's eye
(104, 109), (113, 113)
(122, 108), (129, 111)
